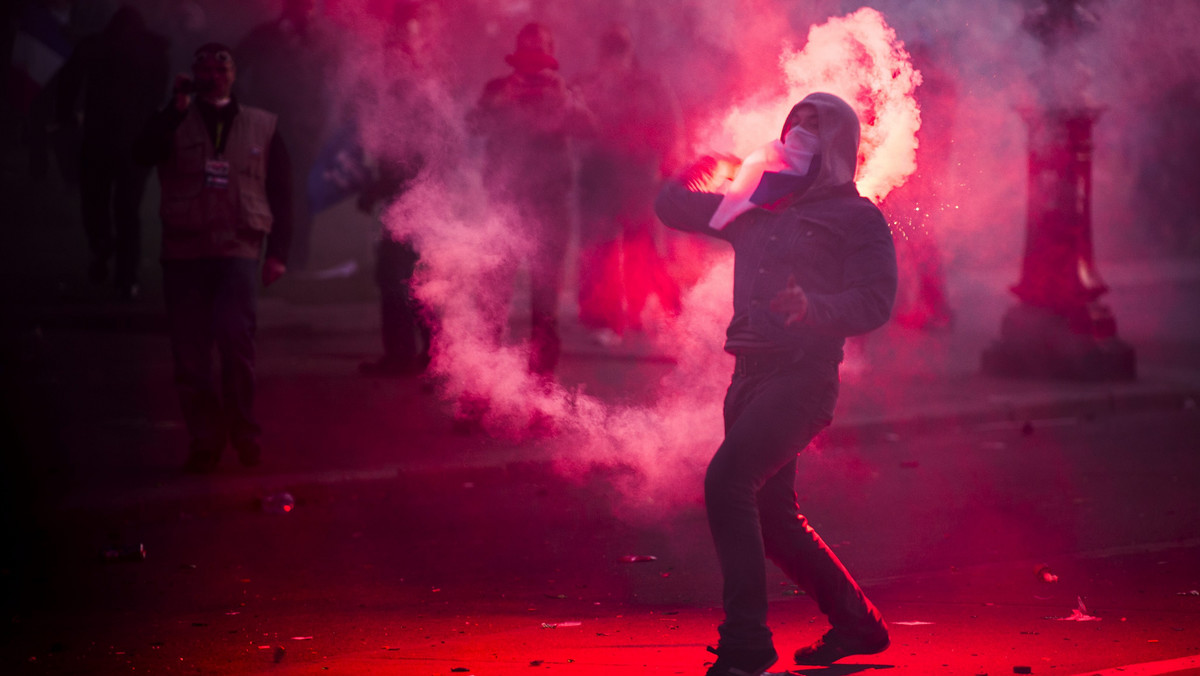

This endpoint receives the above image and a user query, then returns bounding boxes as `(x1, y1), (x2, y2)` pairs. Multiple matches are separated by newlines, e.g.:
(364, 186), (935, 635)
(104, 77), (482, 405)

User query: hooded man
(654, 92), (898, 676)
(466, 22), (593, 378)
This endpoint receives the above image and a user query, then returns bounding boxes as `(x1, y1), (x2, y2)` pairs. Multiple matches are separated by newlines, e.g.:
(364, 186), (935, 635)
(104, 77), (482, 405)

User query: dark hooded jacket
(654, 92), (897, 363)
(467, 23), (594, 203)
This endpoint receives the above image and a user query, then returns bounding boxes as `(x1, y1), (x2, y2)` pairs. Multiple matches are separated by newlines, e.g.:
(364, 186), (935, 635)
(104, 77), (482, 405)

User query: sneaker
(793, 626), (889, 666)
(183, 439), (222, 474)
(705, 645), (777, 676)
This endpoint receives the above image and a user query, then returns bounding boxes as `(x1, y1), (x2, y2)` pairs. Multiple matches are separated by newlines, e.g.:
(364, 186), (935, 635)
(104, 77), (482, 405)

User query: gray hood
(784, 92), (860, 195)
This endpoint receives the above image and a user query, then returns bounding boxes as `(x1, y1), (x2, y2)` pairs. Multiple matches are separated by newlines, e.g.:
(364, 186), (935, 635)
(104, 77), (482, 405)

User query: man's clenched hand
(770, 274), (809, 325)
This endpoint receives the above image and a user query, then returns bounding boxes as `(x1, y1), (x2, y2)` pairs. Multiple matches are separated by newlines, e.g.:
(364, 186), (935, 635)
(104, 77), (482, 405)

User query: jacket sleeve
(263, 130), (294, 263)
(55, 38), (90, 127)
(798, 212), (898, 337)
(653, 179), (728, 241)
(132, 105), (186, 167)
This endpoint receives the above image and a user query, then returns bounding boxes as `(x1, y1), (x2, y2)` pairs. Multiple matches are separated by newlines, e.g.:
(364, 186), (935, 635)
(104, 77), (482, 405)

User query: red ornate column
(981, 107), (1135, 380)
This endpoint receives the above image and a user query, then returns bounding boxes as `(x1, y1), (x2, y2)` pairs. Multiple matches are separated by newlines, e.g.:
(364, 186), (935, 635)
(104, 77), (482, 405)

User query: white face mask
(776, 126), (820, 180)
(783, 125), (820, 153)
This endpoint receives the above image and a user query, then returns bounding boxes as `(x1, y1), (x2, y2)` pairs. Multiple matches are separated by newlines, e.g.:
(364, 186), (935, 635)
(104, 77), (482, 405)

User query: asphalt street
(2, 408), (1199, 675)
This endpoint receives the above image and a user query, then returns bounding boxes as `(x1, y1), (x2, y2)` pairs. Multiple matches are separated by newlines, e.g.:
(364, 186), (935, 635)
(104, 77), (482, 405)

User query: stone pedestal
(982, 108), (1136, 380)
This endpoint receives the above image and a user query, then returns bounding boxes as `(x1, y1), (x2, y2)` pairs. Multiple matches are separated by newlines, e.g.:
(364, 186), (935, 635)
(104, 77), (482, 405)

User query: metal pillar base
(981, 302), (1136, 381)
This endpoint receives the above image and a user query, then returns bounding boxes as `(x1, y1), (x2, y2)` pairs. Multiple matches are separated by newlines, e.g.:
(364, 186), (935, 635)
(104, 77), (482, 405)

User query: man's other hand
(172, 73), (195, 112)
(770, 274), (809, 325)
(262, 257), (286, 286)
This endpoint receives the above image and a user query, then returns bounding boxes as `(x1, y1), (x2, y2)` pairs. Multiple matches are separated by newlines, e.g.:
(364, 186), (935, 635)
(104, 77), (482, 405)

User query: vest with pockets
(158, 104), (276, 259)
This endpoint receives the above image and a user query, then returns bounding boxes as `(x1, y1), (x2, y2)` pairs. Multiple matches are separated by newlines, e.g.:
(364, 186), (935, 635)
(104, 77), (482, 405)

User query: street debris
(101, 543), (146, 562)
(619, 555), (657, 563)
(1177, 590), (1200, 596)
(541, 622), (582, 629)
(1014, 666), (1033, 674)
(891, 621), (934, 626)
(290, 636), (313, 640)
(1050, 596), (1100, 621)
(261, 492), (295, 514)
(1035, 564), (1058, 583)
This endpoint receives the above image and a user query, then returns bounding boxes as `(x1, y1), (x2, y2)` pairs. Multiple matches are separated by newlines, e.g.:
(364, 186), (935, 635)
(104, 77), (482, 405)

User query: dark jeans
(376, 238), (432, 365)
(707, 356), (885, 651)
(162, 258), (260, 449)
(522, 195), (569, 376)
(80, 145), (150, 288)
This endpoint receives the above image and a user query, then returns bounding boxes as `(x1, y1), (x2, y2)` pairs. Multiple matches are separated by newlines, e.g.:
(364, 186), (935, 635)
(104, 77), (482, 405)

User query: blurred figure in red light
(881, 40), (955, 331)
(466, 22), (594, 379)
(353, 1), (447, 378)
(235, 0), (336, 272)
(572, 23), (684, 346)
(655, 94), (895, 675)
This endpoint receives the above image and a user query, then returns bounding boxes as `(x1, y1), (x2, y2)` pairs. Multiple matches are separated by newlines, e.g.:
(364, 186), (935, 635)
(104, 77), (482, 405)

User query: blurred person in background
(134, 43), (293, 474)
(57, 5), (169, 299)
(466, 21), (593, 379)
(236, 0), (335, 272)
(353, 1), (448, 378)
(573, 23), (683, 346)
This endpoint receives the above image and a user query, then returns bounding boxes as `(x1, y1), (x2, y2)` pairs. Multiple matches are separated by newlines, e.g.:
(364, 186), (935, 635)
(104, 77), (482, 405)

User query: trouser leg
(78, 149), (113, 267)
(288, 170), (313, 270)
(111, 163), (149, 290)
(163, 260), (223, 446)
(621, 219), (656, 327)
(212, 258), (260, 446)
(526, 199), (568, 376)
(376, 238), (423, 363)
(706, 362), (842, 651)
(759, 459), (886, 633)
(576, 237), (624, 333)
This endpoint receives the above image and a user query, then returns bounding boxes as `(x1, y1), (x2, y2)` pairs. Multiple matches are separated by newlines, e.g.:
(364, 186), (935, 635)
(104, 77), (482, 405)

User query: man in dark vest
(134, 43), (293, 474)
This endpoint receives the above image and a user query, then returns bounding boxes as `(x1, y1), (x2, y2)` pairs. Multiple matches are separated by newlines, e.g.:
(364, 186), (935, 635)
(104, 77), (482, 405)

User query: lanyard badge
(204, 158), (231, 189)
